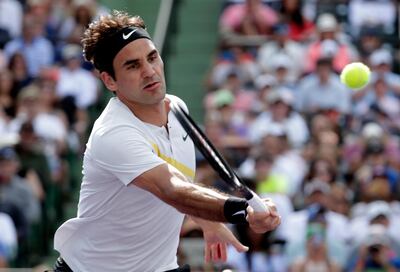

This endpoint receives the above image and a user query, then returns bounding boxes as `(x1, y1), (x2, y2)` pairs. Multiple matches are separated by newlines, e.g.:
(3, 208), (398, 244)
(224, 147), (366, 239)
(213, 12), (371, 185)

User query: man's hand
(203, 223), (248, 263)
(246, 198), (281, 233)
(192, 217), (248, 263)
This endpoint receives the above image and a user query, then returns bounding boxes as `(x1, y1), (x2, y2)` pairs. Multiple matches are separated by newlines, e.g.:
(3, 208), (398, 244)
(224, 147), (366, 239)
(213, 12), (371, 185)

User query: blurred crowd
(0, 0), (107, 268)
(179, 0), (400, 271)
(0, 0), (400, 271)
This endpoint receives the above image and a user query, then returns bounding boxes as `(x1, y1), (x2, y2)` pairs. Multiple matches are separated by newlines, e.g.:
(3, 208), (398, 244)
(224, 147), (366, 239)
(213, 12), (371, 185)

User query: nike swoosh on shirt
(182, 133), (189, 141)
(122, 29), (137, 40)
(232, 210), (246, 217)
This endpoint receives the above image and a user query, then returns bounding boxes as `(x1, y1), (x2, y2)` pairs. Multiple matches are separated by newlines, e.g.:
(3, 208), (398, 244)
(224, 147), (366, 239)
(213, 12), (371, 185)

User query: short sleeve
(90, 126), (165, 185)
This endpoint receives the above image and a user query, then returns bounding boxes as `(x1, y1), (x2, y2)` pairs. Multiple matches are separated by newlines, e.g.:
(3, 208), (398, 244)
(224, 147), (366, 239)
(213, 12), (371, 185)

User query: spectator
(3, 15), (54, 77)
(0, 0), (23, 39)
(297, 58), (351, 114)
(56, 43), (98, 142)
(348, 0), (397, 38)
(257, 24), (305, 82)
(0, 69), (15, 118)
(249, 88), (309, 148)
(58, 2), (94, 45)
(352, 224), (400, 271)
(290, 221), (341, 272)
(7, 52), (33, 100)
(278, 0), (315, 42)
(305, 13), (357, 73)
(219, 0), (279, 45)
(0, 146), (41, 224)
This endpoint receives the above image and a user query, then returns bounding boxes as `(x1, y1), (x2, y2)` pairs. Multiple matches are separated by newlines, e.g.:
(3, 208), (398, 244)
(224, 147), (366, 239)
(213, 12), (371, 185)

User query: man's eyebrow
(122, 59), (139, 67)
(122, 50), (158, 68)
(148, 49), (157, 57)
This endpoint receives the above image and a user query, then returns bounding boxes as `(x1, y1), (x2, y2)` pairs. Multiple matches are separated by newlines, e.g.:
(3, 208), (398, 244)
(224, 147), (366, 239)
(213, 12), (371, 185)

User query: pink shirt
(220, 4), (279, 35)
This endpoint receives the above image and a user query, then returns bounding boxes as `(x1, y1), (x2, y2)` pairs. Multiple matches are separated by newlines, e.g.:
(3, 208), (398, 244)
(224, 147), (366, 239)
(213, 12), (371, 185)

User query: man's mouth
(143, 81), (160, 91)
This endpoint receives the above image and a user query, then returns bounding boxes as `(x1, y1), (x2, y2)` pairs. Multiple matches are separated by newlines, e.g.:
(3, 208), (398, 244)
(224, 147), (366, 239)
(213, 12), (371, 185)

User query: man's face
(109, 39), (166, 106)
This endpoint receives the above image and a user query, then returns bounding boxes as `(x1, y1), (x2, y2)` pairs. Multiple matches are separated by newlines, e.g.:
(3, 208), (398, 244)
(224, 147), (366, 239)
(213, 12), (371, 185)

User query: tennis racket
(170, 102), (268, 212)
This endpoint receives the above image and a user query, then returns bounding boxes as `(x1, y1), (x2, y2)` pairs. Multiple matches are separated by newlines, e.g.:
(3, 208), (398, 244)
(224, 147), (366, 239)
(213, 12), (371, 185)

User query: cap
(262, 123), (287, 137)
(362, 122), (384, 139)
(255, 74), (277, 90)
(267, 88), (294, 105)
(62, 44), (83, 60)
(367, 201), (391, 221)
(370, 49), (392, 66)
(270, 53), (291, 70)
(17, 84), (40, 101)
(304, 179), (331, 197)
(0, 147), (18, 161)
(316, 13), (338, 32)
(0, 134), (19, 149)
(212, 89), (234, 108)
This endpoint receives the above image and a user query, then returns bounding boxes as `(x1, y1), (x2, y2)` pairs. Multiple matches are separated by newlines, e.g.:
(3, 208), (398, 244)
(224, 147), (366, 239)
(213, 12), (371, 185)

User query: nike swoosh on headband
(122, 29), (138, 40)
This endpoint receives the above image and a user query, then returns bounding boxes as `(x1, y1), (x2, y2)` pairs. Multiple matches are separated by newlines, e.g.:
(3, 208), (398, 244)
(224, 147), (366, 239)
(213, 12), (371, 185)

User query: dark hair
(81, 10), (146, 78)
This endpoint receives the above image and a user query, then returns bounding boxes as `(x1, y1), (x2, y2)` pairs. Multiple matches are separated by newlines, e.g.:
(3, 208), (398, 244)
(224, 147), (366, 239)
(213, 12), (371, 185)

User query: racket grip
(247, 192), (269, 212)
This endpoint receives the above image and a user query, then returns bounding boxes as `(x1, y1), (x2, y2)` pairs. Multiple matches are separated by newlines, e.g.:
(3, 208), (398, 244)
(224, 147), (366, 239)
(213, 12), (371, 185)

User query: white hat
(267, 88), (294, 105)
(263, 123), (286, 137)
(255, 74), (277, 90)
(361, 123), (384, 139)
(370, 49), (392, 66)
(304, 179), (331, 197)
(317, 13), (338, 32)
(271, 53), (291, 70)
(366, 201), (391, 221)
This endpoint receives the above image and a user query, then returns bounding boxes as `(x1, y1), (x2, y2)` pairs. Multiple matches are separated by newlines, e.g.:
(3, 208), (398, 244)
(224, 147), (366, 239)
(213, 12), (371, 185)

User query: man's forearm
(165, 176), (228, 222)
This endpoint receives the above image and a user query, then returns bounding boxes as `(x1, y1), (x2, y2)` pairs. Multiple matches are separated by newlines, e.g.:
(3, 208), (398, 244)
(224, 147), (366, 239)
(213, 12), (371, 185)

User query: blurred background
(0, 0), (399, 271)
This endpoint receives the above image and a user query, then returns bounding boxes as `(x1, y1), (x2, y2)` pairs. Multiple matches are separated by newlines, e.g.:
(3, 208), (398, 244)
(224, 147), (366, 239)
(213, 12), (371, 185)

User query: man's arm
(132, 163), (227, 222)
(132, 162), (280, 233)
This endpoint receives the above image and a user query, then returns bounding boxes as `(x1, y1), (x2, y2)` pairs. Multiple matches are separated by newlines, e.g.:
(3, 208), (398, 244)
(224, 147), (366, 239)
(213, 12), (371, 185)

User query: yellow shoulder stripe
(151, 143), (195, 180)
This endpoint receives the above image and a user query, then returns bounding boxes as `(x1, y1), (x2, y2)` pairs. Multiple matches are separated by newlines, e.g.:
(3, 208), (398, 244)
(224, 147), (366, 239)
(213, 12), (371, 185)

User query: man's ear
(100, 72), (118, 92)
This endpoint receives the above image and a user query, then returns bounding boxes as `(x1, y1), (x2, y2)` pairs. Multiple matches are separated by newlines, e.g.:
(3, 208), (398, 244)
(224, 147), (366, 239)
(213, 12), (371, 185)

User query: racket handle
(247, 192), (269, 212)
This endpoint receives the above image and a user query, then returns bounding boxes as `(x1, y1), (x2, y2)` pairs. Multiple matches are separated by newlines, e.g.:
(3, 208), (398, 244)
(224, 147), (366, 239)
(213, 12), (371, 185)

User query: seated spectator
(257, 23), (305, 81)
(0, 146), (40, 224)
(282, 201), (350, 269)
(352, 224), (400, 271)
(249, 88), (309, 148)
(368, 49), (400, 95)
(58, 2), (94, 45)
(3, 14), (54, 77)
(0, 69), (15, 118)
(0, 211), (17, 267)
(296, 58), (351, 114)
(348, 0), (397, 38)
(290, 221), (341, 272)
(304, 13), (357, 73)
(219, 0), (279, 45)
(0, 0), (23, 39)
(209, 47), (259, 89)
(278, 0), (315, 42)
(7, 52), (33, 100)
(56, 44), (98, 138)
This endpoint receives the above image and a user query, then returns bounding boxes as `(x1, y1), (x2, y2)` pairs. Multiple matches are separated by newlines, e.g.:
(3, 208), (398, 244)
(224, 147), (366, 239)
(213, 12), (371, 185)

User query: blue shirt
(4, 36), (54, 77)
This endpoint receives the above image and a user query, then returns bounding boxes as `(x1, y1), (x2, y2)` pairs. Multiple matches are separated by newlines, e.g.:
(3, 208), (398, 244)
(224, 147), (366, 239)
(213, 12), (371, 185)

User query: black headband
(93, 26), (151, 72)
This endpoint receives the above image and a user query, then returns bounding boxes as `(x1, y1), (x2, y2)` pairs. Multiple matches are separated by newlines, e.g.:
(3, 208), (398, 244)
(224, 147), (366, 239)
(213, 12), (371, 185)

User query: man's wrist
(224, 197), (248, 224)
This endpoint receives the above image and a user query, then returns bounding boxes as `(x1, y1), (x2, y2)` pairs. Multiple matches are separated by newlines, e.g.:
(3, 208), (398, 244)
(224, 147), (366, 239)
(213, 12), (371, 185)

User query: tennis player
(53, 11), (280, 272)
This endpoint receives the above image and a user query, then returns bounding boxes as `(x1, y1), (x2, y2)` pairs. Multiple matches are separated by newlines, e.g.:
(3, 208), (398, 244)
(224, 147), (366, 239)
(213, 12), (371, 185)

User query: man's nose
(142, 62), (155, 78)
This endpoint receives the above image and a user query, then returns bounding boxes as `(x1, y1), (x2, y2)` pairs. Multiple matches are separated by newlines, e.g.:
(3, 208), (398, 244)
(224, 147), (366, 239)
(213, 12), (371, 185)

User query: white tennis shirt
(54, 95), (195, 272)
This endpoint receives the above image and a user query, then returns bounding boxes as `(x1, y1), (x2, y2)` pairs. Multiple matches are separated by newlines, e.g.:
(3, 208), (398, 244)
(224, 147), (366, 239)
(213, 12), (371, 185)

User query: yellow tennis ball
(340, 62), (371, 89)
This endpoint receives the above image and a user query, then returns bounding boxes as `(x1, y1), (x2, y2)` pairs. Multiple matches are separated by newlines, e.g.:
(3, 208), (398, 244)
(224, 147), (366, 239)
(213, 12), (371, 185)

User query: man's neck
(124, 99), (169, 127)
